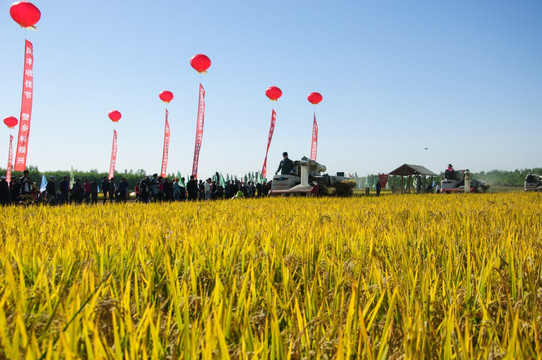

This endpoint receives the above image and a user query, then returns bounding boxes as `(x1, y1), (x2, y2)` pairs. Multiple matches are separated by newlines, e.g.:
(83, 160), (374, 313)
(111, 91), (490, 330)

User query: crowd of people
(133, 173), (271, 203)
(0, 170), (272, 206)
(0, 152), (310, 206)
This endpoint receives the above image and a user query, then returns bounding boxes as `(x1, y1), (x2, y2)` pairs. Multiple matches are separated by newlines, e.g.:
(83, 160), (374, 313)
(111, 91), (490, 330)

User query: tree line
(469, 168), (542, 187)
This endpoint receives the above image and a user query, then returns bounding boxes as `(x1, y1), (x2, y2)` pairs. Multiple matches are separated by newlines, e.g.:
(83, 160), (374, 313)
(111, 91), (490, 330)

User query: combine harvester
(524, 173), (542, 191)
(269, 156), (351, 195)
(441, 168), (490, 193)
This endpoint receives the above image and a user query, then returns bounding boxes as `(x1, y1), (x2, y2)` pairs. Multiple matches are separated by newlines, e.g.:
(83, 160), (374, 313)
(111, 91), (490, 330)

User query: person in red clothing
(445, 164), (454, 180)
(310, 181), (319, 197)
(83, 179), (92, 204)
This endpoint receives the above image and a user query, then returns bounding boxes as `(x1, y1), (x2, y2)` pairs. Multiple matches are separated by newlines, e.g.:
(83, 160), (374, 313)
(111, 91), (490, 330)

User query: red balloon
(307, 92), (323, 105)
(10, 1), (41, 28)
(3, 116), (18, 129)
(108, 110), (121, 122)
(159, 91), (174, 103)
(265, 86), (282, 101)
(190, 54), (211, 74)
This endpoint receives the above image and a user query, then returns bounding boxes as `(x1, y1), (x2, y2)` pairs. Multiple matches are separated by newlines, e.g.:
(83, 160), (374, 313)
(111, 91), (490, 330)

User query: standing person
(10, 178), (20, 204)
(164, 178), (173, 201)
(45, 176), (56, 204)
(179, 177), (187, 201)
(101, 177), (109, 204)
(150, 174), (159, 202)
(248, 182), (256, 198)
(173, 177), (181, 201)
(83, 179), (91, 204)
(275, 152), (295, 175)
(158, 177), (165, 202)
(139, 176), (151, 203)
(262, 180), (269, 196)
(204, 178), (212, 200)
(225, 180), (233, 199)
(90, 178), (98, 204)
(72, 179), (84, 204)
(118, 177), (128, 202)
(59, 175), (70, 205)
(256, 182), (263, 198)
(241, 181), (248, 197)
(211, 173), (220, 200)
(187, 175), (198, 201)
(198, 180), (205, 201)
(19, 170), (33, 196)
(108, 177), (116, 203)
(376, 181), (382, 196)
(0, 176), (9, 206)
(310, 181), (319, 197)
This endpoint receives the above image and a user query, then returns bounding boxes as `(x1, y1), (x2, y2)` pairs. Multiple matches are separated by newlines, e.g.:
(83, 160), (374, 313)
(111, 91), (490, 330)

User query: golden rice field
(0, 192), (541, 359)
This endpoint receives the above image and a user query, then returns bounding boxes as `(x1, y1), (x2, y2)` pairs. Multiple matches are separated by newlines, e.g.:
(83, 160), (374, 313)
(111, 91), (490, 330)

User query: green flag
(177, 172), (185, 187)
(70, 166), (75, 189)
(219, 173), (226, 188)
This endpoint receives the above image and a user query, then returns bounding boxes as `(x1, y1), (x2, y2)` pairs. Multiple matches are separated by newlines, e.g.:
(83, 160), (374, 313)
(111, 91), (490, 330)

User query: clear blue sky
(1, 0), (541, 178)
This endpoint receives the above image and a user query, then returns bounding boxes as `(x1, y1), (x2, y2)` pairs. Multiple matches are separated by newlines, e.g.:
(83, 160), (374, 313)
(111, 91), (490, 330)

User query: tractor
(269, 156), (351, 195)
(440, 168), (490, 193)
(524, 173), (542, 192)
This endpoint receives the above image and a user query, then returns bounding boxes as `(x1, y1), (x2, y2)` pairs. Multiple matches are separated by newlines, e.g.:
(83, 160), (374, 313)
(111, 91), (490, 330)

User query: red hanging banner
(6, 135), (14, 184)
(14, 40), (34, 172)
(310, 113), (318, 161)
(160, 109), (170, 178)
(191, 84), (205, 178)
(109, 130), (117, 179)
(378, 174), (389, 188)
(261, 109), (277, 179)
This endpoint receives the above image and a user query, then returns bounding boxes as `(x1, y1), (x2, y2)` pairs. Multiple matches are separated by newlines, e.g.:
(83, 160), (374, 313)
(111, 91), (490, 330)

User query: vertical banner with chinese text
(191, 84), (205, 178)
(160, 109), (170, 178)
(6, 135), (14, 184)
(261, 109), (276, 179)
(14, 40), (34, 171)
(108, 130), (118, 179)
(310, 113), (318, 161)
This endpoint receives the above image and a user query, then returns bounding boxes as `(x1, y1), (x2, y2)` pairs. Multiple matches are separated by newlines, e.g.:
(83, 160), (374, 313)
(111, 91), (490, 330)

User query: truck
(524, 173), (542, 192)
(269, 156), (351, 195)
(440, 168), (490, 193)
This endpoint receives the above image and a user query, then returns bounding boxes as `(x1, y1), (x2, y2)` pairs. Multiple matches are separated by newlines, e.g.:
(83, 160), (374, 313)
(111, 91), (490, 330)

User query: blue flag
(40, 174), (47, 192)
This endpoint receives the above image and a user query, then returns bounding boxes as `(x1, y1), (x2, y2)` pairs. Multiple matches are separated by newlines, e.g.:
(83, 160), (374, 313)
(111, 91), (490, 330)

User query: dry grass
(0, 193), (541, 359)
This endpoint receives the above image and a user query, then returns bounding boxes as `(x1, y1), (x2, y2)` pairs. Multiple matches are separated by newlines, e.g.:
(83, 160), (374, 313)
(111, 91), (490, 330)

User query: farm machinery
(524, 173), (542, 192)
(269, 156), (351, 195)
(441, 168), (490, 193)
